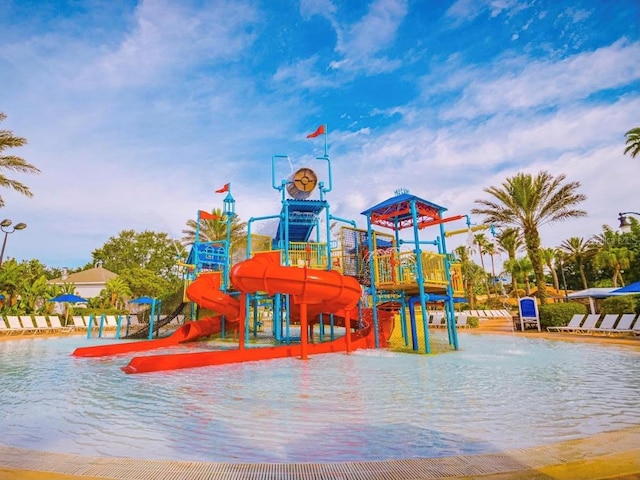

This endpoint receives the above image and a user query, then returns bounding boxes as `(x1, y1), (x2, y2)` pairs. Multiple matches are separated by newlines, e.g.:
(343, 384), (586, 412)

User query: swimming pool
(1, 333), (638, 463)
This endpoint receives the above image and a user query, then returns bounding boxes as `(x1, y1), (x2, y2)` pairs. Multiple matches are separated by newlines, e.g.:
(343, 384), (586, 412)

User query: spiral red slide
(120, 251), (381, 374)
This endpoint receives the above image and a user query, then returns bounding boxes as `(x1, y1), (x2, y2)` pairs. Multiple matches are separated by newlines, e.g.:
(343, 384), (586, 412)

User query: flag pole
(323, 123), (328, 157)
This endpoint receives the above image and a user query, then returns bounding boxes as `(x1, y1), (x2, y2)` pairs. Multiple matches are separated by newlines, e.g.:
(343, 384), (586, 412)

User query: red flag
(306, 124), (325, 138)
(215, 183), (229, 193)
(199, 210), (220, 221)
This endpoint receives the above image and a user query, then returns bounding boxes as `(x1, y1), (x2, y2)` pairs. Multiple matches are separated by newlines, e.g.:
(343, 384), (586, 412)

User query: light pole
(0, 219), (27, 267)
(559, 258), (569, 301)
(617, 212), (640, 233)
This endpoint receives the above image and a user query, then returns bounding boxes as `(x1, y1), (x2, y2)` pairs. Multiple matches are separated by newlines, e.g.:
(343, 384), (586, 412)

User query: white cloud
(75, 0), (258, 88)
(444, 40), (640, 119)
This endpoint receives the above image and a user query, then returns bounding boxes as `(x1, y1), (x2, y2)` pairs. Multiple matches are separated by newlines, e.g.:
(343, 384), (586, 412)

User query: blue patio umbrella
(48, 293), (88, 324)
(128, 296), (156, 304)
(48, 293), (88, 303)
(612, 281), (640, 294)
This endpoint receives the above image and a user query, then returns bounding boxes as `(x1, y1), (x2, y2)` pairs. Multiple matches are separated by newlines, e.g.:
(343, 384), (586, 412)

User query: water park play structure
(73, 126), (470, 373)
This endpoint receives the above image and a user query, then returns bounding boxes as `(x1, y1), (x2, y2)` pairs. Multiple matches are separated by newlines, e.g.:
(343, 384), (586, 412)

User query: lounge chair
(632, 317), (640, 336)
(33, 315), (57, 334)
(610, 314), (636, 335)
(590, 314), (619, 335)
(104, 315), (119, 330)
(70, 315), (87, 331)
(574, 314), (601, 334)
(456, 314), (470, 329)
(0, 317), (11, 336)
(48, 315), (72, 333)
(4, 316), (25, 335)
(430, 313), (445, 328)
(19, 316), (41, 334)
(547, 314), (585, 333)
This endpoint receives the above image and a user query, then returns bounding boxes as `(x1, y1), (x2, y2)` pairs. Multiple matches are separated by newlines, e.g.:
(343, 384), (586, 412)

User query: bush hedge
(467, 316), (479, 328)
(538, 302), (588, 329)
(601, 295), (639, 314)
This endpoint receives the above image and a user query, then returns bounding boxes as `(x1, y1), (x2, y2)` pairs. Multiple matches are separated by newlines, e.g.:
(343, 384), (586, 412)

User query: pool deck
(1, 330), (639, 479)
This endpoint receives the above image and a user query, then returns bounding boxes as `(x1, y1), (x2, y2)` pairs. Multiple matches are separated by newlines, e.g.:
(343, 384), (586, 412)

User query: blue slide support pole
(148, 300), (156, 340)
(98, 313), (105, 338)
(86, 314), (94, 339)
(115, 315), (122, 339)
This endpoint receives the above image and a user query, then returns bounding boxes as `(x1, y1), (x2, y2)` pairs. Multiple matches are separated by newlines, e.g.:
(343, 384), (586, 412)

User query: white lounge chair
(632, 317), (640, 336)
(4, 316), (25, 335)
(48, 315), (72, 333)
(590, 314), (619, 335)
(456, 314), (470, 329)
(574, 314), (601, 334)
(70, 315), (87, 331)
(33, 315), (57, 333)
(19, 316), (40, 334)
(609, 314), (636, 335)
(0, 317), (11, 336)
(547, 314), (585, 333)
(104, 315), (119, 330)
(430, 313), (445, 328)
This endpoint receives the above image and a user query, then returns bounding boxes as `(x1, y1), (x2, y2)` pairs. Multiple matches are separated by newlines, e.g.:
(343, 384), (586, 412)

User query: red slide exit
(73, 273), (238, 358)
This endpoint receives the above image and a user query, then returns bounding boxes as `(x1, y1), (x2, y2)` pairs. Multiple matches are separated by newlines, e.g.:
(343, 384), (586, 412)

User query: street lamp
(617, 212), (640, 234)
(0, 219), (27, 266)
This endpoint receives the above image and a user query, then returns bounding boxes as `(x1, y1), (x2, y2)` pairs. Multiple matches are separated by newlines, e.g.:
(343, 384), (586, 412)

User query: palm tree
(624, 127), (640, 159)
(103, 277), (132, 309)
(0, 112), (41, 206)
(182, 208), (247, 262)
(559, 236), (594, 290)
(472, 171), (587, 304)
(472, 233), (492, 298)
(591, 226), (635, 287)
(505, 256), (533, 296)
(495, 227), (523, 292)
(454, 245), (476, 308)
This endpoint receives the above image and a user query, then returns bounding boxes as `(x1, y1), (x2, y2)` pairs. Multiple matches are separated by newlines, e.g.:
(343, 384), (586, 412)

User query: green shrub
(467, 316), (479, 328)
(538, 302), (587, 329)
(601, 295), (637, 314)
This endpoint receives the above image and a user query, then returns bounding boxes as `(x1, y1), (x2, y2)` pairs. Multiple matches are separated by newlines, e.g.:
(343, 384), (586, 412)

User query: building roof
(49, 266), (118, 285)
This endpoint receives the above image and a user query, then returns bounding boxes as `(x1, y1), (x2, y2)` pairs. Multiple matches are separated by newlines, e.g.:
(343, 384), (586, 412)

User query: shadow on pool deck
(0, 425), (639, 479)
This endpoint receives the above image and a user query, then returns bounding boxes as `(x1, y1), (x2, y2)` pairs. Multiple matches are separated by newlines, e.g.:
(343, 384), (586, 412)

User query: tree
(102, 277), (132, 309)
(472, 233), (492, 299)
(118, 266), (174, 299)
(182, 208), (247, 262)
(453, 245), (484, 309)
(624, 127), (640, 159)
(505, 256), (533, 296)
(591, 226), (635, 288)
(495, 227), (523, 292)
(542, 247), (560, 292)
(472, 171), (587, 304)
(0, 112), (41, 207)
(91, 230), (184, 282)
(559, 237), (594, 290)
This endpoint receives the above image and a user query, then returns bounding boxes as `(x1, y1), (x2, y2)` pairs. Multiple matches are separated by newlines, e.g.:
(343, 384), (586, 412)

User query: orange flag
(199, 210), (220, 221)
(215, 183), (229, 193)
(306, 124), (325, 138)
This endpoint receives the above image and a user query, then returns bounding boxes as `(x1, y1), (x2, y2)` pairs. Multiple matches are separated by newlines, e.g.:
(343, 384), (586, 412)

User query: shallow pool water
(0, 334), (638, 463)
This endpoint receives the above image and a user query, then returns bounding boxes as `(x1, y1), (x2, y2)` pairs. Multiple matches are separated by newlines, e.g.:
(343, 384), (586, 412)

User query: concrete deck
(1, 425), (639, 479)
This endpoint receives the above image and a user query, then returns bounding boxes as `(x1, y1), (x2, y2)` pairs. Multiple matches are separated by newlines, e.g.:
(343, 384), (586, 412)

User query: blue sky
(1, 0), (638, 269)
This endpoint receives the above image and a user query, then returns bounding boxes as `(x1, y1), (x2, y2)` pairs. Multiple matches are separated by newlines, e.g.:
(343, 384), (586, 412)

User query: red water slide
(121, 251), (381, 374)
(73, 273), (238, 358)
